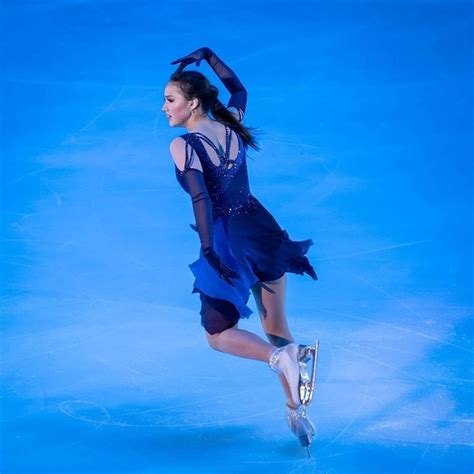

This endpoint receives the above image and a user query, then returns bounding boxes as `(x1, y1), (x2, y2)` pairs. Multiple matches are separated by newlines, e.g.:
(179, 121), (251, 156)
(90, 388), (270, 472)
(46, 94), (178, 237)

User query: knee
(204, 322), (238, 350)
(205, 331), (221, 350)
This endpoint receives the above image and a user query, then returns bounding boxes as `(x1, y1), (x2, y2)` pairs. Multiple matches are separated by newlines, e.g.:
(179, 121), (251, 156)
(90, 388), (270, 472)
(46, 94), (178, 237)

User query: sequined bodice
(175, 128), (257, 219)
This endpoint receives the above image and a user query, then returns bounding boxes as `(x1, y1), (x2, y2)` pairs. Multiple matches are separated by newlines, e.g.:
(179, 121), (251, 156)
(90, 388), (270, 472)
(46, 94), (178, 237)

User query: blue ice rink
(1, 1), (473, 473)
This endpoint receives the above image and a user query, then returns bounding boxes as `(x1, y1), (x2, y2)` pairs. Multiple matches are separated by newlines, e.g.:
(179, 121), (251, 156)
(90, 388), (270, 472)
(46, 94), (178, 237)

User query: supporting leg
(251, 275), (300, 407)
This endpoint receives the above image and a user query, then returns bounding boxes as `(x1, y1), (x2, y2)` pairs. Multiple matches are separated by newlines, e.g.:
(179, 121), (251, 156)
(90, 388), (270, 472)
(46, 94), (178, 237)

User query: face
(162, 82), (194, 127)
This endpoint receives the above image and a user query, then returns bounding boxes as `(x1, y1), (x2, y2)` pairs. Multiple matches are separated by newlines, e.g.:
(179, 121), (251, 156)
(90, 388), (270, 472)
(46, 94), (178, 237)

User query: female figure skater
(163, 47), (319, 455)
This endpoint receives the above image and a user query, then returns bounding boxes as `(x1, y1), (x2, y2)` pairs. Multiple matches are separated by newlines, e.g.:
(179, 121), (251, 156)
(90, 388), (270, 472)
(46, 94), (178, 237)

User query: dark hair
(169, 70), (261, 152)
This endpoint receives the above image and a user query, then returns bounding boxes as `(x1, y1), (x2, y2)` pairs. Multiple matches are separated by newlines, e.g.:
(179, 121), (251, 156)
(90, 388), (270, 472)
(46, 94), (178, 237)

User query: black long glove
(180, 168), (240, 286)
(170, 47), (247, 116)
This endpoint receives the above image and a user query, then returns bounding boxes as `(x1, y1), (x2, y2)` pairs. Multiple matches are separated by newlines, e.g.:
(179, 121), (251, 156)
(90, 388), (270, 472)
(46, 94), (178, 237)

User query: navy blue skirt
(188, 196), (317, 334)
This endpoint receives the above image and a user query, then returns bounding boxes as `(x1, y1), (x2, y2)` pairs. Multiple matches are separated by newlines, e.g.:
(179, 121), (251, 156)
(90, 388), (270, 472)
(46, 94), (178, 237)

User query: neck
(185, 113), (213, 133)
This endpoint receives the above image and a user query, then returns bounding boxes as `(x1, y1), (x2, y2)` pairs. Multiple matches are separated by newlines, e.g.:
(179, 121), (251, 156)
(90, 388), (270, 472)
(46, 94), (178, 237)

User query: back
(175, 127), (255, 218)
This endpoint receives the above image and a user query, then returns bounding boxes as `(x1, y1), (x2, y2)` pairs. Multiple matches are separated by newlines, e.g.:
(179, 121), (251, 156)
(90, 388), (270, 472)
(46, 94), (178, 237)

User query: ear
(190, 97), (200, 112)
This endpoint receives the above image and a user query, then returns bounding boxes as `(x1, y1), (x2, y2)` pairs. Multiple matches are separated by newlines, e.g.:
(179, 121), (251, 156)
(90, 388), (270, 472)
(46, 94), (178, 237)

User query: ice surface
(2, 1), (472, 473)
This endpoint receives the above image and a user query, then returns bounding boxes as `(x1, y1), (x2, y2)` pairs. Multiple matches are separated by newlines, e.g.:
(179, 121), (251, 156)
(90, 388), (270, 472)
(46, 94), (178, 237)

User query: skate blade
(299, 434), (311, 448)
(300, 339), (319, 406)
(299, 435), (313, 458)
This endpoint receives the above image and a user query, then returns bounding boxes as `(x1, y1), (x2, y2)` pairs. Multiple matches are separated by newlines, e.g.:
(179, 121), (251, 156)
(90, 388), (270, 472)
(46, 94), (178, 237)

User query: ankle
(267, 345), (277, 361)
(267, 345), (281, 371)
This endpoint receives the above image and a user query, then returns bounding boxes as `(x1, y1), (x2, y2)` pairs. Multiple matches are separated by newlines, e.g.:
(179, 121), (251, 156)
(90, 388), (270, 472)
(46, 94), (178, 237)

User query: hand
(170, 47), (210, 73)
(203, 246), (240, 287)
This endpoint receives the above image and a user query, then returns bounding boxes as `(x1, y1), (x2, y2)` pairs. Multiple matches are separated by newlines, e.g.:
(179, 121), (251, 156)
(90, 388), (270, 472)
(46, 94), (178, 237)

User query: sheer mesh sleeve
(206, 49), (247, 116)
(174, 136), (200, 193)
(179, 168), (214, 249)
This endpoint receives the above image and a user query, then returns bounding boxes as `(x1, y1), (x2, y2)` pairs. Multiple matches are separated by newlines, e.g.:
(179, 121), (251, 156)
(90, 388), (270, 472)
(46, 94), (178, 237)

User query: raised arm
(170, 47), (247, 121)
(204, 48), (247, 120)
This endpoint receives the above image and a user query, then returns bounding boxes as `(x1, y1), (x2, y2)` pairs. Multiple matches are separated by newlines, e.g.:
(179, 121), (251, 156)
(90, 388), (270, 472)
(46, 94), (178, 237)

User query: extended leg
(200, 293), (274, 362)
(205, 323), (274, 362)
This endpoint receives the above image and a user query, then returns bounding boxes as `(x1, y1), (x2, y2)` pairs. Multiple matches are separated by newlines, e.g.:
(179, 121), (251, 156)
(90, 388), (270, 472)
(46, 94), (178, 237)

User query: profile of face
(162, 82), (196, 127)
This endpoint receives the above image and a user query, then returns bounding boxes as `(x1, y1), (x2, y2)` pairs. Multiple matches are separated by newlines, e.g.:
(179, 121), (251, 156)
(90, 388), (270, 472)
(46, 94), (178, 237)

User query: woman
(163, 47), (319, 455)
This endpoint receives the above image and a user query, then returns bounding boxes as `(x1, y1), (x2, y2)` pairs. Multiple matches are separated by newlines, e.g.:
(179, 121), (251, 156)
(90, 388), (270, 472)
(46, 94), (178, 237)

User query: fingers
(170, 56), (186, 65)
(170, 57), (194, 67)
(203, 250), (240, 286)
(220, 264), (240, 281)
(215, 266), (240, 286)
(170, 57), (189, 74)
(171, 59), (195, 75)
(174, 63), (186, 74)
(222, 275), (235, 287)
(170, 56), (202, 72)
(227, 270), (240, 279)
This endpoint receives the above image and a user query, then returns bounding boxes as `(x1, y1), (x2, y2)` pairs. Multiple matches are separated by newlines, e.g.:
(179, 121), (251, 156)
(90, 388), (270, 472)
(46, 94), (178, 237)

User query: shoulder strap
(186, 126), (235, 166)
(178, 133), (199, 173)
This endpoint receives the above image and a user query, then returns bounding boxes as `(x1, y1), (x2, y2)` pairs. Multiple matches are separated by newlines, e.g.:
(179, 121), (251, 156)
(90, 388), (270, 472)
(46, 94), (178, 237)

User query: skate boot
(268, 340), (320, 407)
(298, 339), (319, 406)
(268, 343), (301, 407)
(268, 341), (319, 456)
(286, 403), (315, 457)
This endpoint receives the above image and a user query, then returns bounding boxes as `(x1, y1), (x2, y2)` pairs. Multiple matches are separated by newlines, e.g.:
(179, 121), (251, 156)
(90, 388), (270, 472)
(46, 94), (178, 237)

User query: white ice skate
(297, 339), (319, 406)
(268, 340), (319, 456)
(268, 340), (319, 407)
(268, 343), (301, 407)
(286, 403), (315, 457)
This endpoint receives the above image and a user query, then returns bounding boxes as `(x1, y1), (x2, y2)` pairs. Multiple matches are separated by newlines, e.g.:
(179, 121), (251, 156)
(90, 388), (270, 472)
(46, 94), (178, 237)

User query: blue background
(1, 1), (473, 473)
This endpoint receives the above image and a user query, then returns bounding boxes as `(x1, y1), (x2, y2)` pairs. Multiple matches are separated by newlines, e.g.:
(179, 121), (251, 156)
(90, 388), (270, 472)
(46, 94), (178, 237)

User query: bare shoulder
(169, 136), (203, 173)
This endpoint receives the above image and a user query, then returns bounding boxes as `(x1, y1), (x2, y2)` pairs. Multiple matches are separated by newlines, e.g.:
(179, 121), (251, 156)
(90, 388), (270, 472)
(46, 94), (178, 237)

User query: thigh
(251, 273), (289, 333)
(200, 293), (240, 336)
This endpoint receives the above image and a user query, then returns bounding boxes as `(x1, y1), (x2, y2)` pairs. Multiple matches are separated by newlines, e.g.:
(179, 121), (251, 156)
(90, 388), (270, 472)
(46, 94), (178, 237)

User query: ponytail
(210, 99), (261, 152)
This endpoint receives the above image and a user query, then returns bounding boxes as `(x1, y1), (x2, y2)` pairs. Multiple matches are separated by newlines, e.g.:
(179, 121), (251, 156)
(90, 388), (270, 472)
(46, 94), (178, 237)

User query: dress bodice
(175, 127), (257, 219)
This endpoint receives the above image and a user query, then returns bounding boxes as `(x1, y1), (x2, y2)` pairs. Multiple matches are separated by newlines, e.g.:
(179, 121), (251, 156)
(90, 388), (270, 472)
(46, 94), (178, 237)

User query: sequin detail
(213, 194), (258, 218)
(176, 129), (256, 219)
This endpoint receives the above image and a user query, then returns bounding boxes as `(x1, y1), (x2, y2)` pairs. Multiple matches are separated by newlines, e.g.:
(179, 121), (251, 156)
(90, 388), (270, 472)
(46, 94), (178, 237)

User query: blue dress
(175, 127), (318, 329)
